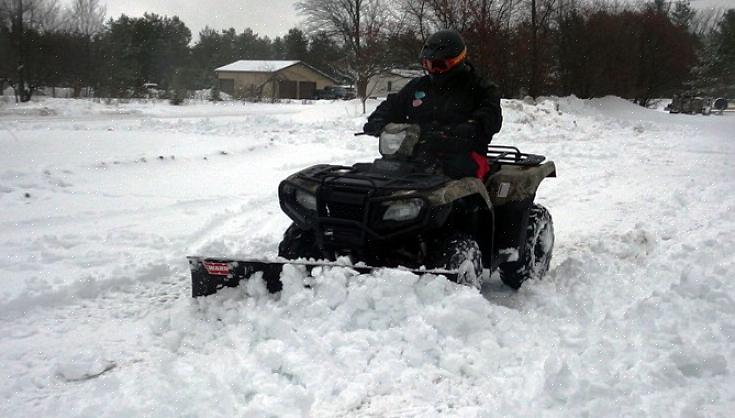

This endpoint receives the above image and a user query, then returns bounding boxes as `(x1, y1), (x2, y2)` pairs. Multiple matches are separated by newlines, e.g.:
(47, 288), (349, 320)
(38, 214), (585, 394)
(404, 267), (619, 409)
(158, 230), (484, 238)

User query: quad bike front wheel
(278, 223), (322, 260)
(428, 232), (484, 289)
(499, 204), (554, 289)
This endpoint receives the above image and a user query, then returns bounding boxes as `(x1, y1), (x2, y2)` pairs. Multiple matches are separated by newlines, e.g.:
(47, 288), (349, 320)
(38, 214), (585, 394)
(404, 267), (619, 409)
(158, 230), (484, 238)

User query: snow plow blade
(187, 256), (459, 297)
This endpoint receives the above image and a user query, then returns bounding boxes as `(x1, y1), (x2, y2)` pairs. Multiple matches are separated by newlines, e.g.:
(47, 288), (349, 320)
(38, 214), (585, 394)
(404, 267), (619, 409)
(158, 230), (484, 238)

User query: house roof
(214, 60), (302, 73)
(214, 60), (339, 83)
(389, 69), (424, 78)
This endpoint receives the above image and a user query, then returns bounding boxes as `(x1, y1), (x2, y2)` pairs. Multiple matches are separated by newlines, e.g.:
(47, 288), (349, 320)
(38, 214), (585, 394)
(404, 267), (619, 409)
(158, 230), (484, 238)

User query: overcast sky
(93, 0), (732, 41)
(100, 0), (303, 39)
(690, 0), (734, 9)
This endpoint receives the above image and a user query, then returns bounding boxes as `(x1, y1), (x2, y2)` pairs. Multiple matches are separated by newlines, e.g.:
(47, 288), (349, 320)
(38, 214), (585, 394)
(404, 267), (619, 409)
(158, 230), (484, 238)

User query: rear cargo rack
(487, 145), (546, 166)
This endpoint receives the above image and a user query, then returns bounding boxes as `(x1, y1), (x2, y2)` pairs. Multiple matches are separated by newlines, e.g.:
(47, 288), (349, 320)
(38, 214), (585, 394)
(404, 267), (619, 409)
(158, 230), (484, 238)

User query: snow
(1, 96), (734, 417)
(390, 69), (425, 78)
(214, 60), (301, 73)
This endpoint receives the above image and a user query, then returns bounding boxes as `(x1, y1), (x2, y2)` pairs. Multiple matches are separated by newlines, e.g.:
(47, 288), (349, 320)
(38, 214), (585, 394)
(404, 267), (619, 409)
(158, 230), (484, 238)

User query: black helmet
(419, 30), (467, 74)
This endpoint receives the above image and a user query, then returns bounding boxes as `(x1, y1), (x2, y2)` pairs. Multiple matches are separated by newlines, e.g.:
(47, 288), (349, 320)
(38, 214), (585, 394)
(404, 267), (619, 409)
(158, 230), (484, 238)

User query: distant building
(367, 69), (424, 98)
(214, 60), (338, 99)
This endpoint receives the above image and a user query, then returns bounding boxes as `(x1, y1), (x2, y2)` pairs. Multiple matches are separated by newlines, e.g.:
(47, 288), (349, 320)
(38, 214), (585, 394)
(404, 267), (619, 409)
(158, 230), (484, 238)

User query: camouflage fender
(421, 177), (493, 207)
(486, 162), (556, 205)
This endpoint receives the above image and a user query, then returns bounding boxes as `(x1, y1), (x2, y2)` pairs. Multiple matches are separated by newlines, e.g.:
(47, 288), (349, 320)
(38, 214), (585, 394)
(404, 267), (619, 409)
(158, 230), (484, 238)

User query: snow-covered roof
(214, 60), (300, 73)
(389, 69), (424, 78)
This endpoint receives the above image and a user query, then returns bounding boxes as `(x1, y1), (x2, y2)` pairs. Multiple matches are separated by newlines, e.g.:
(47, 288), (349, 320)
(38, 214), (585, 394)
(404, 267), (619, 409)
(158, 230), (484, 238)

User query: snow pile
(1, 96), (734, 417)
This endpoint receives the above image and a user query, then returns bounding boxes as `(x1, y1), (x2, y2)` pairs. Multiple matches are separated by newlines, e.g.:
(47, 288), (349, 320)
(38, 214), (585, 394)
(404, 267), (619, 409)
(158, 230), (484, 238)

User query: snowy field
(1, 96), (733, 417)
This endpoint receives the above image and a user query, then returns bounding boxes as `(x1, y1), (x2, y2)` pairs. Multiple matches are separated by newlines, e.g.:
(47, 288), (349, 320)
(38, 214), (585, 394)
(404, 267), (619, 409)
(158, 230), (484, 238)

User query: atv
(188, 123), (556, 297)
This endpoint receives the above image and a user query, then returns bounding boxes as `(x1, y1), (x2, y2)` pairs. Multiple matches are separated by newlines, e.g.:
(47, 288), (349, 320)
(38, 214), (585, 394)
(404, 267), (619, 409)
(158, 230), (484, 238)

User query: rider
(363, 29), (503, 179)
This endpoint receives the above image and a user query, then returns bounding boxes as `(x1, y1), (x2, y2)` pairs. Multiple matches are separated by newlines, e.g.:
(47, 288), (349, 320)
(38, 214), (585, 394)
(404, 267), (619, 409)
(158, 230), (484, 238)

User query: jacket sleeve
(470, 79), (503, 145)
(366, 80), (415, 124)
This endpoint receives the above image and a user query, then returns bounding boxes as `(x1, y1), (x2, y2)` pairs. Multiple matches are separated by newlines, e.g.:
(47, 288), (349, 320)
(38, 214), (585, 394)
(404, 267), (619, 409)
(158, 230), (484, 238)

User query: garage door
(299, 82), (316, 99)
(219, 79), (234, 95)
(278, 81), (297, 99)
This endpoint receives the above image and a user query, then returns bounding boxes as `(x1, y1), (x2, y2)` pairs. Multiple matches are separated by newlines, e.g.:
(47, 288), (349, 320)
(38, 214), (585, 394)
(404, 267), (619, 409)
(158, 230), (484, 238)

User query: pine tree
(714, 10), (735, 95)
(689, 10), (735, 96)
(284, 28), (308, 61)
(671, 1), (696, 30)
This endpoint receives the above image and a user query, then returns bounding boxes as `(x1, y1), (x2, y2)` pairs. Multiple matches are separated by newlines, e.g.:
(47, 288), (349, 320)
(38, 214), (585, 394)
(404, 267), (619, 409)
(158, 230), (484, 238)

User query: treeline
(1, 0), (734, 104)
(295, 0), (734, 105)
(0, 0), (348, 101)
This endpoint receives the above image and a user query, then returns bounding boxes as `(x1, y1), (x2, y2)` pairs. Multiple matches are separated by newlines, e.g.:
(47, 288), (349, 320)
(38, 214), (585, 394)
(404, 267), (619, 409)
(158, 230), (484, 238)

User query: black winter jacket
(366, 63), (502, 177)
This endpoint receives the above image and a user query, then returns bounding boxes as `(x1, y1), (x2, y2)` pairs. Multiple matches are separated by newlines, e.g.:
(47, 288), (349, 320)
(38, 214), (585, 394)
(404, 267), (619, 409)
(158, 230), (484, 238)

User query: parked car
(314, 85), (357, 100)
(142, 82), (160, 99)
(713, 97), (729, 113)
(668, 94), (712, 115)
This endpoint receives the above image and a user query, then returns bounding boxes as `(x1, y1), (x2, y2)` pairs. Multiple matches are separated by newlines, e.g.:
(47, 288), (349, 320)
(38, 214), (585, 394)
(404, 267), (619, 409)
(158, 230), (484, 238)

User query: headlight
(382, 199), (424, 222)
(379, 130), (407, 155)
(295, 190), (317, 211)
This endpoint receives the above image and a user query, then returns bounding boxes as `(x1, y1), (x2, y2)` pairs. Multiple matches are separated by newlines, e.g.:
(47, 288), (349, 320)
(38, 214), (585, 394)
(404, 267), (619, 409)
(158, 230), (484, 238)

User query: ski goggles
(420, 47), (467, 74)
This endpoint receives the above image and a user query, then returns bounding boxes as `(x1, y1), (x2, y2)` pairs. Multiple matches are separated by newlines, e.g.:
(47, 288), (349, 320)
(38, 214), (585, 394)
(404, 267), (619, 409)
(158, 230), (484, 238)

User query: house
(367, 69), (424, 98)
(214, 60), (338, 99)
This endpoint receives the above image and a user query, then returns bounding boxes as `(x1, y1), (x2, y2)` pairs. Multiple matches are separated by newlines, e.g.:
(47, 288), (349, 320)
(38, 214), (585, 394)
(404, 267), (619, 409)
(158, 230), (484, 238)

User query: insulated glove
(362, 118), (386, 137)
(422, 129), (475, 154)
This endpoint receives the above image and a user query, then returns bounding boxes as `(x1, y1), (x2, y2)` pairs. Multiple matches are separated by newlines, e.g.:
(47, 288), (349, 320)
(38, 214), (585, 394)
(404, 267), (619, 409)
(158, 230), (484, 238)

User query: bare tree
(0, 0), (61, 101)
(426, 0), (477, 31)
(525, 0), (556, 97)
(63, 0), (105, 96)
(0, 0), (61, 30)
(297, 0), (396, 113)
(65, 0), (105, 36)
(0, 0), (61, 33)
(401, 0), (431, 41)
(395, 0), (524, 97)
(400, 0), (521, 33)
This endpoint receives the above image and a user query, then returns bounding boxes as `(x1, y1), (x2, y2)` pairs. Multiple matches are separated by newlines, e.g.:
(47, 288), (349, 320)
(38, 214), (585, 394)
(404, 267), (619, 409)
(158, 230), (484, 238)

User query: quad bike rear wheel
(499, 204), (554, 289)
(428, 232), (484, 289)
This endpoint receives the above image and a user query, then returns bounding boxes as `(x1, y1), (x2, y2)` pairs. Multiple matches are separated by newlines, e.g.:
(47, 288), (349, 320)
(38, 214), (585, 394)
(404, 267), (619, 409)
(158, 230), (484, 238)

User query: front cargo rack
(487, 145), (546, 166)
